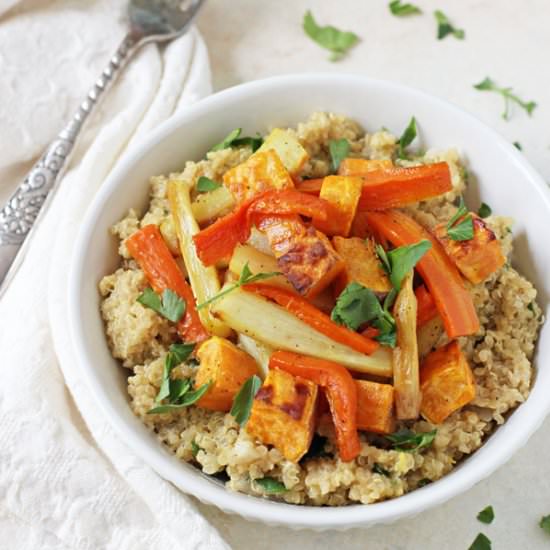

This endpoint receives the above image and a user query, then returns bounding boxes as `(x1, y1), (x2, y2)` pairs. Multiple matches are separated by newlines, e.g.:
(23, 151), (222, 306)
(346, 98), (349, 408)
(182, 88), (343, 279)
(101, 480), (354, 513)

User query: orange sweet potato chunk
(338, 158), (393, 176)
(246, 367), (318, 462)
(223, 150), (294, 203)
(420, 340), (476, 424)
(355, 380), (395, 434)
(433, 214), (506, 284)
(195, 337), (259, 412)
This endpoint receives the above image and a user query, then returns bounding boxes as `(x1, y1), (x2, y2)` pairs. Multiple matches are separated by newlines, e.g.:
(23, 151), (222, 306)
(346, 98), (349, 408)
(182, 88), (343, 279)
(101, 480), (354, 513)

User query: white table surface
(196, 1), (550, 548)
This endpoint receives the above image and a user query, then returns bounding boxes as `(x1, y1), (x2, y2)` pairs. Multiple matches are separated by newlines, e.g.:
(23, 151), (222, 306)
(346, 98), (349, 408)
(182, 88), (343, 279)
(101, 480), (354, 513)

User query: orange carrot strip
(126, 225), (209, 343)
(338, 158), (393, 176)
(295, 178), (323, 195)
(269, 351), (361, 462)
(415, 284), (439, 327)
(243, 284), (379, 355)
(367, 210), (479, 338)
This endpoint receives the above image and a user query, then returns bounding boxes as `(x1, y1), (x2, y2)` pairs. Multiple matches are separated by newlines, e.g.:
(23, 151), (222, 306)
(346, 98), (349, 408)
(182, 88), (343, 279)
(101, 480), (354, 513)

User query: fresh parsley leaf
(329, 138), (351, 172)
(513, 141), (523, 151)
(196, 262), (281, 310)
(468, 533), (492, 550)
(232, 135), (264, 152)
(303, 10), (359, 61)
(477, 506), (495, 524)
(196, 176), (222, 193)
(168, 378), (192, 403)
(191, 440), (202, 457)
(434, 10), (465, 40)
(137, 288), (186, 323)
(540, 515), (550, 534)
(478, 202), (492, 218)
(156, 353), (178, 403)
(397, 117), (417, 159)
(230, 374), (262, 426)
(474, 77), (537, 120)
(389, 0), (422, 16)
(446, 196), (474, 241)
(254, 477), (288, 494)
(169, 343), (195, 363)
(147, 381), (212, 414)
(385, 428), (437, 452)
(379, 240), (431, 291)
(210, 128), (242, 151)
(447, 196), (468, 228)
(373, 463), (390, 477)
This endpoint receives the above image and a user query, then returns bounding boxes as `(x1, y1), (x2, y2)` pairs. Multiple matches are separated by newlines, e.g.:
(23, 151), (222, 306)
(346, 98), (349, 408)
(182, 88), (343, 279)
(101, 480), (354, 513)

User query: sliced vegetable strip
(244, 284), (379, 355)
(269, 351), (361, 462)
(367, 210), (479, 338)
(337, 158), (393, 176)
(358, 162), (452, 210)
(126, 224), (209, 342)
(193, 190), (333, 266)
(296, 178), (324, 195)
(415, 284), (439, 327)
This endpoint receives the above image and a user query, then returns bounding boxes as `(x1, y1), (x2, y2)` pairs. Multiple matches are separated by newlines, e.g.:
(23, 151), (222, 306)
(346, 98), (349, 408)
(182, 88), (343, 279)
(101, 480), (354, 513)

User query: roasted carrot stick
(367, 210), (479, 338)
(126, 225), (209, 342)
(243, 284), (379, 355)
(415, 284), (439, 327)
(269, 351), (361, 462)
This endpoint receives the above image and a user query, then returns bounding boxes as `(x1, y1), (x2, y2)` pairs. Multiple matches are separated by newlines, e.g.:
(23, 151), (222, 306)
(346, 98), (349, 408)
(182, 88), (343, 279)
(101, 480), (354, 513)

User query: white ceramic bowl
(68, 74), (550, 530)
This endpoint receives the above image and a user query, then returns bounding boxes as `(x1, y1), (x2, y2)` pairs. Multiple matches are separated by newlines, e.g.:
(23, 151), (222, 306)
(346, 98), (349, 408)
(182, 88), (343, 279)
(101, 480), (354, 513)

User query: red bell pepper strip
(243, 284), (379, 355)
(367, 210), (479, 338)
(415, 284), (439, 327)
(269, 351), (361, 462)
(126, 224), (209, 343)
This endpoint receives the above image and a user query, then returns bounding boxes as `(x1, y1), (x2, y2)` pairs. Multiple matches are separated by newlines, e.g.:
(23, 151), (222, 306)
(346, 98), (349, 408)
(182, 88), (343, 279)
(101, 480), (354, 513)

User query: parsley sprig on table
(477, 506), (495, 524)
(434, 10), (465, 40)
(474, 77), (537, 120)
(468, 533), (492, 550)
(389, 0), (422, 17)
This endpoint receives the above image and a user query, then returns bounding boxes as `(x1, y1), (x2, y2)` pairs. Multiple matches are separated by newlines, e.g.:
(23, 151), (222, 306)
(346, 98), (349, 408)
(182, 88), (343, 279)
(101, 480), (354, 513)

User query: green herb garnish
(477, 506), (495, 524)
(210, 128), (263, 152)
(196, 176), (222, 193)
(513, 141), (523, 151)
(417, 478), (432, 488)
(474, 77), (537, 120)
(191, 440), (202, 457)
(389, 0), (422, 16)
(540, 515), (550, 534)
(397, 116), (418, 159)
(155, 344), (195, 403)
(254, 477), (288, 494)
(434, 10), (465, 40)
(210, 128), (242, 151)
(477, 202), (492, 218)
(329, 138), (351, 172)
(386, 428), (437, 452)
(230, 374), (262, 426)
(468, 533), (492, 550)
(137, 288), (186, 323)
(373, 463), (390, 477)
(147, 382), (212, 414)
(196, 262), (281, 310)
(446, 196), (474, 241)
(303, 10), (359, 61)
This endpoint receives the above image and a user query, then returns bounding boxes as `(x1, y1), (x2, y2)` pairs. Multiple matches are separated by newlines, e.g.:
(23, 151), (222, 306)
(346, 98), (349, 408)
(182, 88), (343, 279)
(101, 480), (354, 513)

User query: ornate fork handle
(0, 33), (139, 290)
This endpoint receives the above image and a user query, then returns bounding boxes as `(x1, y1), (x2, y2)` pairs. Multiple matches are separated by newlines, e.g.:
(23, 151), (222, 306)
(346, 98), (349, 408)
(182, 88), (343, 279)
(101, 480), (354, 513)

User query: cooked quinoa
(99, 112), (542, 505)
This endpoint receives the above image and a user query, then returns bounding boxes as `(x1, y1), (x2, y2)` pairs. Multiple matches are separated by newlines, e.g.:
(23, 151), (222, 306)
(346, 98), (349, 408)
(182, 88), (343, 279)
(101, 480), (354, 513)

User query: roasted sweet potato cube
(246, 367), (318, 462)
(433, 214), (506, 284)
(257, 128), (309, 176)
(355, 380), (395, 434)
(338, 158), (393, 176)
(333, 236), (392, 295)
(420, 340), (476, 424)
(314, 176), (363, 237)
(223, 150), (294, 203)
(259, 216), (344, 298)
(195, 336), (259, 412)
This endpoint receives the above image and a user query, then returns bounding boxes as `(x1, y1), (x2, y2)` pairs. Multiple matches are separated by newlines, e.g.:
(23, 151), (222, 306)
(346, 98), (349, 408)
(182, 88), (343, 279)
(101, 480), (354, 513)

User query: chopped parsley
(137, 287), (186, 323)
(397, 116), (418, 159)
(230, 374), (262, 426)
(540, 515), (550, 534)
(147, 382), (211, 414)
(477, 505), (495, 524)
(513, 141), (523, 151)
(303, 10), (359, 61)
(191, 440), (202, 457)
(373, 463), (391, 477)
(389, 0), (422, 16)
(477, 202), (492, 218)
(434, 10), (465, 40)
(446, 196), (474, 241)
(474, 77), (537, 120)
(232, 134), (263, 152)
(210, 128), (263, 152)
(468, 533), (492, 550)
(329, 138), (351, 172)
(385, 428), (437, 452)
(254, 477), (288, 494)
(196, 176), (222, 193)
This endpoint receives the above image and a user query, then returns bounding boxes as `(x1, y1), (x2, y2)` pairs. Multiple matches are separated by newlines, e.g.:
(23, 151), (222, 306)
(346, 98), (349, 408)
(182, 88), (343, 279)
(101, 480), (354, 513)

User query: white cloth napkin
(0, 1), (229, 548)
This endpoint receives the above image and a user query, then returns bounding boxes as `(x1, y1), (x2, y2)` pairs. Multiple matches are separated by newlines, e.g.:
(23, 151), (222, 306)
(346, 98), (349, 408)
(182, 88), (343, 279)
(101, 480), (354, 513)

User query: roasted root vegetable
(296, 178), (324, 195)
(246, 367), (318, 462)
(417, 316), (445, 359)
(269, 351), (360, 462)
(195, 336), (260, 411)
(159, 216), (180, 256)
(191, 185), (235, 224)
(210, 286), (393, 377)
(333, 236), (392, 296)
(415, 284), (439, 327)
(223, 149), (294, 203)
(355, 380), (395, 434)
(126, 224), (209, 343)
(313, 176), (363, 237)
(358, 162), (453, 210)
(433, 214), (506, 284)
(367, 209), (479, 338)
(243, 284), (379, 355)
(237, 333), (273, 379)
(392, 272), (421, 420)
(256, 128), (309, 175)
(167, 180), (231, 337)
(420, 340), (476, 424)
(338, 158), (393, 176)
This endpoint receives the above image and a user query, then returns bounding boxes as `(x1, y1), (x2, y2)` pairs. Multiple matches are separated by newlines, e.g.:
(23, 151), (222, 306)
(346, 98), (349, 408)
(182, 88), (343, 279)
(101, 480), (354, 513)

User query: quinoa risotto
(99, 112), (542, 505)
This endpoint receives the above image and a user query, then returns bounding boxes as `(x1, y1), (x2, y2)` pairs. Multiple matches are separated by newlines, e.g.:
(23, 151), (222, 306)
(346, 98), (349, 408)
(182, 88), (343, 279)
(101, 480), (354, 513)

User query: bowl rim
(67, 73), (550, 529)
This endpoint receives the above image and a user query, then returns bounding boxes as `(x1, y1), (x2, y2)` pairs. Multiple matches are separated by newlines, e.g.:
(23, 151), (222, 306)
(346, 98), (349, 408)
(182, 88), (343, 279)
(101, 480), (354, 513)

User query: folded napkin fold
(0, 1), (229, 548)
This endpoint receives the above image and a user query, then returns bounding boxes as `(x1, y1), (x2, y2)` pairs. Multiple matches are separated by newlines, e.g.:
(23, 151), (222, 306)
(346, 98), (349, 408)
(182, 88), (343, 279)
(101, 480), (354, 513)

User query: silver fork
(0, 0), (205, 296)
